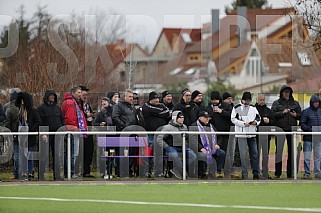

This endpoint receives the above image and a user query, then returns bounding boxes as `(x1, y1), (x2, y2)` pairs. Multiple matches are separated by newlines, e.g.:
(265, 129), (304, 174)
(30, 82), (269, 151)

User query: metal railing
(1, 130), (320, 180)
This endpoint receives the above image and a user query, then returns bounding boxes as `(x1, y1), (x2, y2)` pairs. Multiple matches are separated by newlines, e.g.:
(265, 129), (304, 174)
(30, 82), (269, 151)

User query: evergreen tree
(225, 0), (269, 14)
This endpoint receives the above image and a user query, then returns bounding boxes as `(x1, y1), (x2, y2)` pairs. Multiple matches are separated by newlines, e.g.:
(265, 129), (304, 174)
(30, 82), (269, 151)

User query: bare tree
(1, 5), (127, 105)
(291, 0), (321, 52)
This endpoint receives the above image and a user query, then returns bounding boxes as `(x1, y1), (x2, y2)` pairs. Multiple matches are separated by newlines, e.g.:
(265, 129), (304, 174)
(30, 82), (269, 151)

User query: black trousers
(39, 135), (62, 178)
(275, 134), (293, 178)
(83, 135), (94, 175)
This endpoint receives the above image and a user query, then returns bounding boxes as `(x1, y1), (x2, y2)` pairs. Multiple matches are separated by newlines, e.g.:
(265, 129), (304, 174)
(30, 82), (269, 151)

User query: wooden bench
(97, 136), (153, 178)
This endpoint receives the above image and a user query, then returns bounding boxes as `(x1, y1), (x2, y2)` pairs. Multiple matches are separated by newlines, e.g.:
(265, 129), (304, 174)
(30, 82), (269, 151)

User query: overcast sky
(0, 0), (294, 48)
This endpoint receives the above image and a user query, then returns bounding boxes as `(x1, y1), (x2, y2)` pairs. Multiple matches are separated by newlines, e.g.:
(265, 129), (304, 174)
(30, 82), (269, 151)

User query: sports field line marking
(0, 196), (321, 212)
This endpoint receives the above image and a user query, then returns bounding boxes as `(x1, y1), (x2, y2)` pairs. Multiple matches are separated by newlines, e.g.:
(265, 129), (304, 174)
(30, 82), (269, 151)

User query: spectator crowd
(1, 85), (321, 181)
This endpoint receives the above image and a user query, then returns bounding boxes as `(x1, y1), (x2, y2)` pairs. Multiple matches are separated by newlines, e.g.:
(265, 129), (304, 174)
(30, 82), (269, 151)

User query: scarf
(197, 120), (217, 164)
(73, 98), (87, 137)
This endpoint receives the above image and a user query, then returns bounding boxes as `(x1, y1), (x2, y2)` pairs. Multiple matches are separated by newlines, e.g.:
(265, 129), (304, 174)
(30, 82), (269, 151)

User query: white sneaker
(104, 175), (113, 180)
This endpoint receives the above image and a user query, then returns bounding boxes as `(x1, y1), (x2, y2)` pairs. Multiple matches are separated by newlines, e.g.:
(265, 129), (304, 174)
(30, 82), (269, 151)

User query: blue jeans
(20, 146), (34, 175)
(164, 146), (197, 176)
(237, 137), (259, 178)
(64, 135), (76, 177)
(303, 141), (321, 176)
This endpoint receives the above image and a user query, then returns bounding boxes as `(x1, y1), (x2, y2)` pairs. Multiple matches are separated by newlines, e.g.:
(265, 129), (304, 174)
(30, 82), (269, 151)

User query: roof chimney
(237, 6), (248, 44)
(211, 9), (220, 34)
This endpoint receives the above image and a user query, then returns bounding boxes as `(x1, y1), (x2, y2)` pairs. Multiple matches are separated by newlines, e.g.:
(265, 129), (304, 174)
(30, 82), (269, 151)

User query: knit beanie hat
(241, 91), (252, 100)
(191, 90), (202, 100)
(210, 91), (221, 100)
(162, 90), (171, 99)
(149, 91), (159, 101)
(222, 92), (232, 100)
(181, 88), (190, 96)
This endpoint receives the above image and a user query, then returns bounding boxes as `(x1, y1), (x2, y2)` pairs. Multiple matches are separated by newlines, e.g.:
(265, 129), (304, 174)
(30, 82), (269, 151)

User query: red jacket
(61, 92), (88, 131)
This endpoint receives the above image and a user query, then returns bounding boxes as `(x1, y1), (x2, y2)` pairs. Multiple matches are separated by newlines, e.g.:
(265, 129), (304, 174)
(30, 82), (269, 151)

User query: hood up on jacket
(15, 92), (33, 110)
(43, 89), (58, 104)
(309, 95), (320, 109)
(279, 85), (294, 100)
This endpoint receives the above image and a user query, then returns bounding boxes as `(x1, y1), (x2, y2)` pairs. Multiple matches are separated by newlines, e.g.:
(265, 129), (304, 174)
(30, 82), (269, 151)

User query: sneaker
(253, 175), (259, 180)
(274, 175), (281, 179)
(170, 169), (183, 180)
(103, 175), (113, 180)
(21, 174), (29, 182)
(230, 172), (240, 179)
(216, 172), (224, 179)
(72, 175), (80, 179)
(28, 173), (34, 181)
(155, 173), (165, 178)
(145, 172), (152, 178)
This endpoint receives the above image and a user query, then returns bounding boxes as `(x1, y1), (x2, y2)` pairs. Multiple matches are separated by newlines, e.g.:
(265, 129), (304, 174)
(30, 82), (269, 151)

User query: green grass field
(1, 181), (321, 213)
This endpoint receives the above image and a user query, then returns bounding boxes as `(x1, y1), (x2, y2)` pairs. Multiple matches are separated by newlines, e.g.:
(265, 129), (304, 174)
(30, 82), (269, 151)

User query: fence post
(182, 132), (186, 181)
(67, 133), (71, 180)
(293, 132), (297, 180)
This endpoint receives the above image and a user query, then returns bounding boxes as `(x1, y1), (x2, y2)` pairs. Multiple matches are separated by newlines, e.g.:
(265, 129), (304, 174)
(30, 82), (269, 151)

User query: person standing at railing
(231, 91), (261, 180)
(77, 85), (95, 178)
(300, 95), (321, 179)
(112, 89), (137, 177)
(271, 85), (301, 179)
(156, 111), (197, 179)
(37, 89), (64, 181)
(142, 91), (170, 178)
(206, 91), (233, 171)
(5, 91), (19, 180)
(255, 94), (276, 179)
(61, 86), (87, 179)
(94, 97), (114, 178)
(16, 92), (42, 181)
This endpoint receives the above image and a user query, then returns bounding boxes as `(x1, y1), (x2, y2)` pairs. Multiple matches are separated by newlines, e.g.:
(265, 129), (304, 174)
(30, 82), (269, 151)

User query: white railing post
(182, 132), (186, 181)
(293, 132), (297, 180)
(67, 133), (71, 180)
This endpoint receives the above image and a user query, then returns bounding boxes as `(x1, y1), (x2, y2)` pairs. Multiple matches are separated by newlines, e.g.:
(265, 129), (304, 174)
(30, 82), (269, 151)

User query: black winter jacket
(271, 85), (301, 131)
(112, 99), (137, 131)
(255, 103), (276, 127)
(37, 90), (65, 132)
(16, 92), (42, 147)
(206, 101), (233, 131)
(142, 102), (169, 131)
(174, 99), (199, 127)
(94, 106), (113, 126)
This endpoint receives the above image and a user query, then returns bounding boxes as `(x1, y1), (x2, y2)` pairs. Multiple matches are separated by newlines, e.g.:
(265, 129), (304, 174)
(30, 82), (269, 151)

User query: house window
(245, 48), (264, 79)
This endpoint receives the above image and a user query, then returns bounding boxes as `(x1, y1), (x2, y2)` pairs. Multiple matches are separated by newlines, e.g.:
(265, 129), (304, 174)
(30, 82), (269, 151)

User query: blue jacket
(301, 95), (321, 142)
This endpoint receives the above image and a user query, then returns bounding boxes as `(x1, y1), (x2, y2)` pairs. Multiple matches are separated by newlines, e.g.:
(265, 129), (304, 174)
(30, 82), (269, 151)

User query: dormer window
(297, 52), (311, 66)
